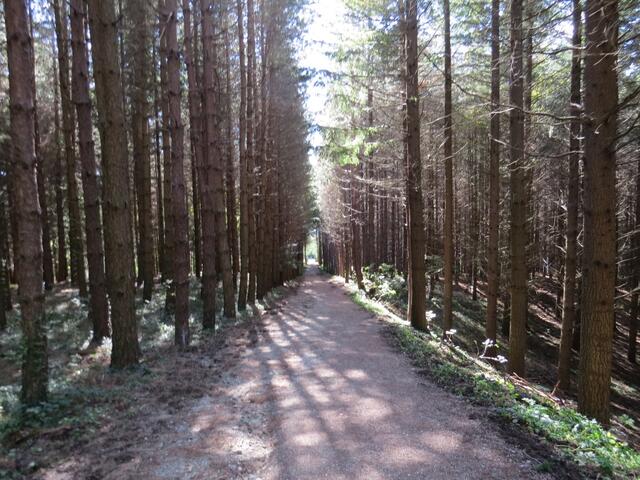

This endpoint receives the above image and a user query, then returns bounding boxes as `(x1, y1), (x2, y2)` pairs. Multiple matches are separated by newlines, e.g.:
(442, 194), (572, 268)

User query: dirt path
(86, 267), (549, 480)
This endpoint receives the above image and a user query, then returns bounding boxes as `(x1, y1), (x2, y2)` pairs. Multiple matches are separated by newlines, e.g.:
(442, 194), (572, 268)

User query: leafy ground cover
(0, 280), (289, 478)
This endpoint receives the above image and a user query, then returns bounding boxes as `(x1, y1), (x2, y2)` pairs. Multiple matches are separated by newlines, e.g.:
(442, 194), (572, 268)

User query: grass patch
(347, 275), (640, 479)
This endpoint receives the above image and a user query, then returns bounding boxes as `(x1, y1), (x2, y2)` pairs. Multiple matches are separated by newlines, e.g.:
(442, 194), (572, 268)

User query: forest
(1, 0), (639, 478)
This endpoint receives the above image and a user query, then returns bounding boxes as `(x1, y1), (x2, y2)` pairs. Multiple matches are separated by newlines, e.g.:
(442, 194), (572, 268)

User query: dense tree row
(318, 0), (638, 424)
(1, 0), (313, 404)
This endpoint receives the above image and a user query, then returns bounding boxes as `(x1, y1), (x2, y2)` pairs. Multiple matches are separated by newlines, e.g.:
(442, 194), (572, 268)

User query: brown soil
(25, 268), (558, 479)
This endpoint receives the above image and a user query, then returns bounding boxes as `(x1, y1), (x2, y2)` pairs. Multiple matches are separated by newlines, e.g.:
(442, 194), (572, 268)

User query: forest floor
(0, 267), (559, 479)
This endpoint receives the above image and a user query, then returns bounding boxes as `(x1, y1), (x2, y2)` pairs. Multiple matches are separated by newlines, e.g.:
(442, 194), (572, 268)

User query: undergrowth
(0, 277), (281, 477)
(348, 270), (640, 479)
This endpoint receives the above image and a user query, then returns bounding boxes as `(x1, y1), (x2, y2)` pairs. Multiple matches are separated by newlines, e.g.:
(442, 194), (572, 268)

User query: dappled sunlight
(252, 268), (543, 479)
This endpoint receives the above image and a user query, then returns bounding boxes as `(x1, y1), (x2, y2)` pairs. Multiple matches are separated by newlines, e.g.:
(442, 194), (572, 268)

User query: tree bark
(52, 0), (87, 298)
(224, 15), (240, 291)
(128, 0), (155, 302)
(184, 0), (203, 279)
(201, 0), (236, 321)
(237, 0), (249, 310)
(53, 63), (68, 284)
(578, 0), (619, 424)
(166, 0), (191, 347)
(403, 0), (427, 331)
(556, 0), (582, 392)
(508, 0), (528, 376)
(87, 0), (140, 368)
(4, 0), (48, 404)
(70, 0), (110, 344)
(159, 1), (175, 309)
(442, 0), (454, 334)
(629, 150), (640, 364)
(247, 0), (258, 304)
(486, 0), (500, 357)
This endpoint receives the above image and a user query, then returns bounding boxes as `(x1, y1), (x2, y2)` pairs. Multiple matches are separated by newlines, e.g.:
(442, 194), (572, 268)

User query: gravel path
(260, 267), (547, 480)
(113, 267), (550, 480)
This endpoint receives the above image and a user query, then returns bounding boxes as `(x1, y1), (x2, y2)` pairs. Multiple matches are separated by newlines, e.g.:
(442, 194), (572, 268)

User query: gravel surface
(86, 267), (552, 479)
(260, 268), (549, 480)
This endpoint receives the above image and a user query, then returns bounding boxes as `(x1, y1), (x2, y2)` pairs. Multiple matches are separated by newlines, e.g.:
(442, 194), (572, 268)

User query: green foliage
(362, 264), (407, 310)
(0, 385), (106, 445)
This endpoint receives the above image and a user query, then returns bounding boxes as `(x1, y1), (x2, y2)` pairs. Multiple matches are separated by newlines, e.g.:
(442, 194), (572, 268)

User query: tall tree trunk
(403, 0), (427, 331)
(70, 0), (110, 344)
(159, 1), (175, 309)
(52, 0), (87, 298)
(578, 0), (618, 424)
(351, 165), (364, 289)
(366, 87), (374, 268)
(442, 0), (454, 334)
(246, 0), (258, 304)
(629, 150), (640, 364)
(486, 0), (500, 357)
(556, 0), (582, 392)
(237, 0), (249, 310)
(128, 0), (155, 301)
(0, 180), (9, 329)
(31, 45), (54, 292)
(201, 0), (236, 320)
(166, 0), (191, 347)
(87, 0), (140, 368)
(224, 16), (240, 291)
(53, 64), (68, 283)
(153, 38), (165, 279)
(4, 0), (48, 404)
(198, 0), (217, 328)
(507, 0), (527, 376)
(185, 0), (203, 279)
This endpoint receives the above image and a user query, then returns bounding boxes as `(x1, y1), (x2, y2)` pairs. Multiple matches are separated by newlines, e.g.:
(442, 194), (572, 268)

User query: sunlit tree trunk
(403, 0), (427, 331)
(508, 0), (528, 376)
(578, 0), (618, 424)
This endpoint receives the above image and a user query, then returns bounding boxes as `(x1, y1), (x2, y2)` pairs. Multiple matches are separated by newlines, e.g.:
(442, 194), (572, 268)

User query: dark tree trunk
(70, 0), (110, 344)
(403, 0), (427, 331)
(556, 0), (582, 392)
(237, 0), (249, 310)
(578, 0), (619, 424)
(159, 1), (175, 309)
(167, 0), (191, 347)
(508, 0), (527, 376)
(53, 0), (87, 298)
(202, 0), (235, 318)
(485, 0), (500, 357)
(87, 0), (140, 368)
(4, 0), (48, 404)
(128, 0), (155, 301)
(442, 0), (454, 334)
(53, 65), (68, 284)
